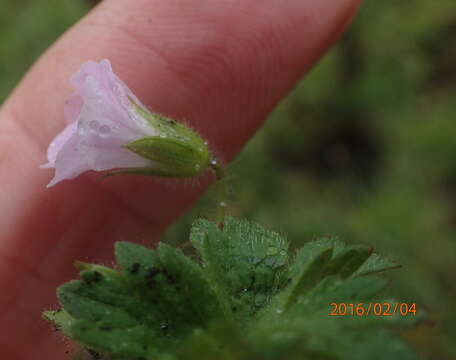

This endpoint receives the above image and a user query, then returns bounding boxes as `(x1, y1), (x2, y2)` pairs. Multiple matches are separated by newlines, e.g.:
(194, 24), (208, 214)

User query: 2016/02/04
(329, 302), (417, 317)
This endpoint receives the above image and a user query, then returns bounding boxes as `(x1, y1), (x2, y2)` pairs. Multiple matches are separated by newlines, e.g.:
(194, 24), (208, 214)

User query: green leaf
(51, 241), (225, 359)
(190, 217), (289, 321)
(44, 217), (420, 360)
(353, 253), (401, 277)
(284, 246), (334, 309)
(290, 238), (372, 280)
(156, 243), (225, 324)
(58, 280), (138, 328)
(42, 308), (74, 334)
(323, 246), (372, 278)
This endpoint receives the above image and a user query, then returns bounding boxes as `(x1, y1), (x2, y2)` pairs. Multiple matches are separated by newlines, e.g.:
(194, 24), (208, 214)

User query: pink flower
(41, 60), (164, 187)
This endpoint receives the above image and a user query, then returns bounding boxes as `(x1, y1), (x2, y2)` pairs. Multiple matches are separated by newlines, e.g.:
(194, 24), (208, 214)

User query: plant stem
(210, 157), (227, 229)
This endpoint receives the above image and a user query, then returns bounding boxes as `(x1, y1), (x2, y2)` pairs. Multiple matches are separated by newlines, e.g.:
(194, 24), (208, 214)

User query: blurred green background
(1, 0), (456, 358)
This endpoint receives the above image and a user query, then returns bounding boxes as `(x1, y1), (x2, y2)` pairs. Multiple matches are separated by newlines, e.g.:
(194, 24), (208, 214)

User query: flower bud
(41, 59), (211, 187)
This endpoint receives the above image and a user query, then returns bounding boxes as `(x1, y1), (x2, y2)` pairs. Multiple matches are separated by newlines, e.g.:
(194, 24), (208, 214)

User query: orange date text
(329, 302), (417, 317)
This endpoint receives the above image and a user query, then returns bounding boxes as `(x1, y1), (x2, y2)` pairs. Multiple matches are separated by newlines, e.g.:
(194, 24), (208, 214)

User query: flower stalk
(209, 157), (227, 228)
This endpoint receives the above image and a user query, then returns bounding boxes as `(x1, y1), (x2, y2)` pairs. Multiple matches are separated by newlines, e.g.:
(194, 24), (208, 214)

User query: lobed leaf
(44, 217), (422, 360)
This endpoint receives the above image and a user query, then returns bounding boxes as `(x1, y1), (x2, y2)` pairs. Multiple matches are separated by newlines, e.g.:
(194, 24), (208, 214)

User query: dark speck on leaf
(145, 267), (160, 278)
(145, 267), (160, 287)
(128, 263), (140, 274)
(88, 349), (102, 359)
(163, 269), (177, 284)
(93, 271), (102, 282)
(100, 325), (113, 332)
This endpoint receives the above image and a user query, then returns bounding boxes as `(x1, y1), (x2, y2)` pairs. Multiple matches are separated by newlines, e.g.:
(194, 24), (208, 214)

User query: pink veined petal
(40, 121), (78, 169)
(99, 59), (147, 110)
(46, 133), (91, 188)
(42, 59), (159, 187)
(72, 59), (154, 135)
(71, 59), (145, 115)
(70, 60), (101, 91)
(75, 75), (153, 171)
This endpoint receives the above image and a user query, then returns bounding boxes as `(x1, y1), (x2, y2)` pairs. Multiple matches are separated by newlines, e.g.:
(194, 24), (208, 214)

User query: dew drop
(279, 250), (286, 256)
(276, 308), (284, 314)
(99, 124), (111, 135)
(219, 201), (227, 208)
(195, 164), (201, 172)
(89, 120), (99, 130)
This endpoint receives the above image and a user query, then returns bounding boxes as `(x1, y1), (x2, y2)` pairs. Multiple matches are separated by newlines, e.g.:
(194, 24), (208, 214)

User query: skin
(0, 0), (361, 359)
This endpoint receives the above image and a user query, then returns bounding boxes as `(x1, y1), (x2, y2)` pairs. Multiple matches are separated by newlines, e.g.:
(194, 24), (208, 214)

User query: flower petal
(40, 121), (78, 168)
(42, 59), (161, 186)
(46, 133), (91, 187)
(76, 75), (153, 171)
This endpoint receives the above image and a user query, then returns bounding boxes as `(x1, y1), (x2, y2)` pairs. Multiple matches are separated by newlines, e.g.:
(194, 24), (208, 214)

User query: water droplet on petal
(89, 120), (99, 130)
(99, 124), (111, 135)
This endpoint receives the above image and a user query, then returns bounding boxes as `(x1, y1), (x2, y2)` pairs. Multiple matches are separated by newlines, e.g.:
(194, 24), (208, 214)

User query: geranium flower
(41, 59), (211, 187)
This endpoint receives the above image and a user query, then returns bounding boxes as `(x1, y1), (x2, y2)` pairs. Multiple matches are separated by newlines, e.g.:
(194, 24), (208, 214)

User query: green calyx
(118, 100), (227, 226)
(124, 101), (211, 178)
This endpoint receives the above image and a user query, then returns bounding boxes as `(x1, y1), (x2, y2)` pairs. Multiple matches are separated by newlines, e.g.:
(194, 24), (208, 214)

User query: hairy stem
(210, 157), (227, 229)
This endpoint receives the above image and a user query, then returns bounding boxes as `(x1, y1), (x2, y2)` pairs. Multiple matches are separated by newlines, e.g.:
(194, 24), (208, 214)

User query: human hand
(0, 1), (360, 358)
